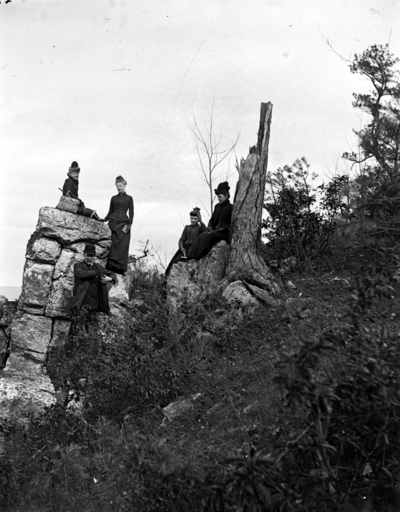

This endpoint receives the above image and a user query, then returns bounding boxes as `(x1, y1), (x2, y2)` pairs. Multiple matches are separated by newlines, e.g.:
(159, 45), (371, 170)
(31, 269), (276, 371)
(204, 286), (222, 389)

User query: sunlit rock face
(166, 241), (230, 311)
(0, 207), (112, 419)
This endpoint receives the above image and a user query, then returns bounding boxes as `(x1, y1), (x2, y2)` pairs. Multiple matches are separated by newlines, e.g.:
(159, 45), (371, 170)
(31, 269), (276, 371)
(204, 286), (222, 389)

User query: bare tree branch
(188, 102), (242, 213)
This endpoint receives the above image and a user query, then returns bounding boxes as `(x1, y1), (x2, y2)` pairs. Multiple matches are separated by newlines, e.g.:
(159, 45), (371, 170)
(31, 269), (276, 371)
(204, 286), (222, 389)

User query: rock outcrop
(0, 207), (130, 419)
(0, 296), (18, 369)
(166, 242), (230, 310)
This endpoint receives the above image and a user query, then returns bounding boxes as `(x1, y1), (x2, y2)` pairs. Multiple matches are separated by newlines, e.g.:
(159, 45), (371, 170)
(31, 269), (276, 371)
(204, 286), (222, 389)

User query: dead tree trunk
(224, 102), (281, 297)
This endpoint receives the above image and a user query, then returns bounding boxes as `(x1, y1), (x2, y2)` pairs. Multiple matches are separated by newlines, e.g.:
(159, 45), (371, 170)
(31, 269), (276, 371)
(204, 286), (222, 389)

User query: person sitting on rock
(70, 243), (117, 331)
(187, 182), (233, 260)
(62, 161), (103, 221)
(165, 207), (207, 276)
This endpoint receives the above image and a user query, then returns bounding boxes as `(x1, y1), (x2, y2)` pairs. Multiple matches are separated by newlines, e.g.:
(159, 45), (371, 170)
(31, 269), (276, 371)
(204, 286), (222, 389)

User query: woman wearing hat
(62, 161), (102, 221)
(165, 207), (207, 276)
(104, 176), (134, 275)
(187, 181), (233, 260)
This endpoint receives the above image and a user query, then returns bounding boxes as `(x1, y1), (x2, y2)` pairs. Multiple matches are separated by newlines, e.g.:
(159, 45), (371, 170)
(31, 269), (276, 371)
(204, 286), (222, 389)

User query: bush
(263, 158), (348, 270)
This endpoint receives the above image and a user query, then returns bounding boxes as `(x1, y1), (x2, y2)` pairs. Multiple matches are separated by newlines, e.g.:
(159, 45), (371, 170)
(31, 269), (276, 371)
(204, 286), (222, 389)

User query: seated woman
(187, 181), (233, 260)
(104, 175), (134, 276)
(165, 208), (206, 276)
(62, 161), (102, 221)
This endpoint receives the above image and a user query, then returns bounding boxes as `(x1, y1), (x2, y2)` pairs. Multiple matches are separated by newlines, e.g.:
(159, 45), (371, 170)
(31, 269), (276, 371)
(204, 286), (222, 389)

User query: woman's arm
(178, 227), (188, 252)
(128, 196), (134, 226)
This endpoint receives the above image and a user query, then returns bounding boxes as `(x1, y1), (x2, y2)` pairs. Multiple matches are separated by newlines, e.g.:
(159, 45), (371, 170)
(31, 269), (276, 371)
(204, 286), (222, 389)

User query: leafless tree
(188, 101), (241, 215)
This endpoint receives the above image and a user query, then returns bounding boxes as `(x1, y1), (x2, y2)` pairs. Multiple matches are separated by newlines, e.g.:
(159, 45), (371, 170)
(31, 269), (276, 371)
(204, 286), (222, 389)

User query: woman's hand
(122, 225), (130, 234)
(100, 275), (113, 284)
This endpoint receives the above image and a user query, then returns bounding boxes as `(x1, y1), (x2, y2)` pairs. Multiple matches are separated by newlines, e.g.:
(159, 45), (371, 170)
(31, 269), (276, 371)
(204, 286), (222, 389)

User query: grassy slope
(2, 246), (399, 511)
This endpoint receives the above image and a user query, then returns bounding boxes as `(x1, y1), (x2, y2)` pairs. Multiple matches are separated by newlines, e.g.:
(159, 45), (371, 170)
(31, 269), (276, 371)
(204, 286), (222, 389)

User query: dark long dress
(165, 222), (207, 275)
(104, 192), (134, 274)
(187, 199), (232, 260)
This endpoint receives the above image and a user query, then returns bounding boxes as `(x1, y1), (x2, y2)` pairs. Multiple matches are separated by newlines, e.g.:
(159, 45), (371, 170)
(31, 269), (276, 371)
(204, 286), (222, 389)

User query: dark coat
(208, 199), (233, 235)
(63, 176), (84, 207)
(104, 193), (134, 225)
(186, 200), (233, 260)
(71, 262), (117, 314)
(178, 223), (207, 251)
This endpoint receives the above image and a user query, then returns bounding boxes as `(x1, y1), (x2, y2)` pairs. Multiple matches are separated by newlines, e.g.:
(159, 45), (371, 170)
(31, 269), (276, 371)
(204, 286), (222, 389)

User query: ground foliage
(2, 240), (400, 511)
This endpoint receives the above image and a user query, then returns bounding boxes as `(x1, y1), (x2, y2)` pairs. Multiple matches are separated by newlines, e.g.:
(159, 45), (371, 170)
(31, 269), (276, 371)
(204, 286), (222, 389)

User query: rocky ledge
(0, 207), (130, 419)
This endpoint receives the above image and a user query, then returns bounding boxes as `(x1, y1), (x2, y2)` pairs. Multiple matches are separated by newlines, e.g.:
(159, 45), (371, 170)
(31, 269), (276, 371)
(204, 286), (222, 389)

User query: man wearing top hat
(71, 243), (117, 329)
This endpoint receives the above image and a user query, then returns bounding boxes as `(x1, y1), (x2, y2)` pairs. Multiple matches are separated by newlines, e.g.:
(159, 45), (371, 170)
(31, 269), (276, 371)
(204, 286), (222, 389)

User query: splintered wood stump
(224, 102), (281, 297)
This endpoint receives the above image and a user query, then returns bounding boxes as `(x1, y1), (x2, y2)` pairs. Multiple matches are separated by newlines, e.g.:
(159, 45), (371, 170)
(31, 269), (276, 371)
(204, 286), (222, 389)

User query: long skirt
(165, 242), (191, 276)
(107, 220), (131, 273)
(187, 231), (228, 260)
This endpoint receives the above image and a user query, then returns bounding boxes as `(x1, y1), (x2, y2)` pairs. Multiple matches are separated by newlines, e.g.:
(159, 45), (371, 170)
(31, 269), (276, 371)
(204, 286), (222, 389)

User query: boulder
(49, 319), (71, 350)
(11, 314), (53, 363)
(222, 281), (259, 309)
(162, 393), (202, 424)
(246, 283), (281, 307)
(0, 295), (8, 317)
(0, 354), (55, 419)
(0, 300), (18, 334)
(26, 236), (62, 264)
(0, 299), (18, 369)
(167, 242), (230, 310)
(53, 248), (75, 279)
(36, 207), (110, 245)
(19, 261), (54, 315)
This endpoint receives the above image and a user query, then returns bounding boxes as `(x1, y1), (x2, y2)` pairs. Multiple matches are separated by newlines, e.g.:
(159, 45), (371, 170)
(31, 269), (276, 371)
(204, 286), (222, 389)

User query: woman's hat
(69, 161), (80, 173)
(214, 181), (230, 195)
(84, 243), (96, 256)
(115, 175), (127, 184)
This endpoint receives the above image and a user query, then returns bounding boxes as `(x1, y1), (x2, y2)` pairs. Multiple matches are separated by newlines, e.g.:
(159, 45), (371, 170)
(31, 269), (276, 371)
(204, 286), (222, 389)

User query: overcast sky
(0, 0), (399, 286)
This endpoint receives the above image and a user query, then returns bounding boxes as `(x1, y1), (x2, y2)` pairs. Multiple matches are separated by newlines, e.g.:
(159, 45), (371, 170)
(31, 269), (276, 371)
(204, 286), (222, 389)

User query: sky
(0, 0), (399, 286)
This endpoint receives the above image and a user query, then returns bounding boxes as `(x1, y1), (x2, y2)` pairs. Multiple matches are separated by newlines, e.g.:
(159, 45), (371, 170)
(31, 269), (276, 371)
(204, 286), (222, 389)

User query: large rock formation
(0, 207), (130, 419)
(166, 242), (230, 310)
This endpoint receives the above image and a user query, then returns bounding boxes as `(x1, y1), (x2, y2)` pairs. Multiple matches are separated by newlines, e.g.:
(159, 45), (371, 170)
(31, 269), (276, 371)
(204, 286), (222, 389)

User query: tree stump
(167, 102), (282, 311)
(223, 102), (281, 300)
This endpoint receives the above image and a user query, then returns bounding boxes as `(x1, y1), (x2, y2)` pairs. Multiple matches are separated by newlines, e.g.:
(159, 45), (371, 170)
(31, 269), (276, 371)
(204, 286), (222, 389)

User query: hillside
(1, 239), (400, 512)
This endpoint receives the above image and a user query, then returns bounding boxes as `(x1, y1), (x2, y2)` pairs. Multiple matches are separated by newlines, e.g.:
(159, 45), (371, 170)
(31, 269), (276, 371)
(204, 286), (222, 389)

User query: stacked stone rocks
(0, 207), (111, 416)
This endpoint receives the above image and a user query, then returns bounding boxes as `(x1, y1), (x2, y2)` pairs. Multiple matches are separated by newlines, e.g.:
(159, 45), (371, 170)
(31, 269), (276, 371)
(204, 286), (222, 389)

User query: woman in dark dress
(165, 208), (206, 276)
(62, 161), (102, 221)
(187, 181), (233, 260)
(104, 175), (134, 275)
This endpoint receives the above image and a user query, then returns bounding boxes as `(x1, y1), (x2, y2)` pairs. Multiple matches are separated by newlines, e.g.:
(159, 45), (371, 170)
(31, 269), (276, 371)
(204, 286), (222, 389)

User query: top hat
(84, 243), (96, 256)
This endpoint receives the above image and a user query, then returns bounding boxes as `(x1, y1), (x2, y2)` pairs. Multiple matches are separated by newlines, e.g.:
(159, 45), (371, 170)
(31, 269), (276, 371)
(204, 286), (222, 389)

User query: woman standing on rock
(62, 161), (103, 221)
(104, 175), (134, 276)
